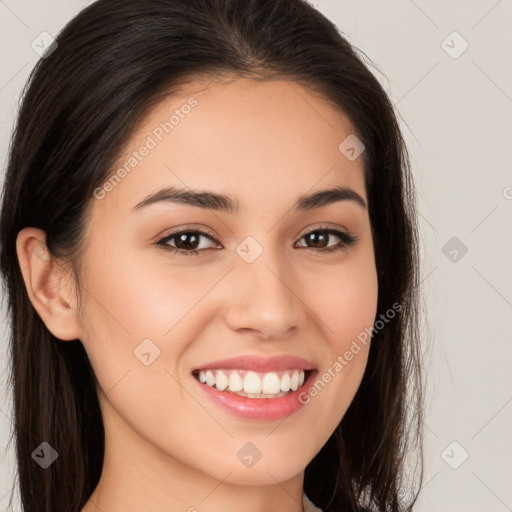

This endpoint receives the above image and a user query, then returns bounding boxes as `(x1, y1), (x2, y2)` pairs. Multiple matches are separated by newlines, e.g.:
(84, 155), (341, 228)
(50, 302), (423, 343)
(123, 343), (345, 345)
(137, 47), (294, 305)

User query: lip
(192, 354), (317, 373)
(193, 369), (318, 420)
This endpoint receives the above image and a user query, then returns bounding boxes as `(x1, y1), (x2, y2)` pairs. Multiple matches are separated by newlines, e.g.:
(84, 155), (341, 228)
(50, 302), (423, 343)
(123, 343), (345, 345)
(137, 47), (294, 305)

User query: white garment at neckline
(303, 492), (323, 512)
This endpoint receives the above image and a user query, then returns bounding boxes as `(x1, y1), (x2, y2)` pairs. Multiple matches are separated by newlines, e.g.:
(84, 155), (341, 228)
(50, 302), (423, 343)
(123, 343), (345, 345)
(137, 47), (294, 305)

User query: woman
(0, 1), (425, 511)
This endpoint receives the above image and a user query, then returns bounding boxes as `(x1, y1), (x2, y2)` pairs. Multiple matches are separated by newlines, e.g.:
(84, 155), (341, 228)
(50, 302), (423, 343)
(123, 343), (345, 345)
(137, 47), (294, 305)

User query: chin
(213, 452), (309, 486)
(222, 466), (303, 486)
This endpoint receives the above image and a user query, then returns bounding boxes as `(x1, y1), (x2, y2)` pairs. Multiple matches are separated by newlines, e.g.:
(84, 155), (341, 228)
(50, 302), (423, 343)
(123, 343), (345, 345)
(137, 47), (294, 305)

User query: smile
(193, 369), (308, 398)
(191, 354), (318, 420)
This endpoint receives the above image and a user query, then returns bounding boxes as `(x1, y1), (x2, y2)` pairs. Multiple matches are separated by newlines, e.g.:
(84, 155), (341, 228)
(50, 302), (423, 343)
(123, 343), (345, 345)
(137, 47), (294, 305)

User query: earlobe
(16, 227), (82, 341)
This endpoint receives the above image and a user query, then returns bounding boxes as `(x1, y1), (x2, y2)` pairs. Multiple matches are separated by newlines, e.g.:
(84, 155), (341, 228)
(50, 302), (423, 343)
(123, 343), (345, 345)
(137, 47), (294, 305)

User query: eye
(295, 227), (357, 254)
(156, 228), (221, 256)
(156, 226), (357, 256)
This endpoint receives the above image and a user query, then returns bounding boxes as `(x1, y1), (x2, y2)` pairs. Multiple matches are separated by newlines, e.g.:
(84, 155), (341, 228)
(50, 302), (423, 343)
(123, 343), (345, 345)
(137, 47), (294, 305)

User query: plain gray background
(1, 1), (511, 511)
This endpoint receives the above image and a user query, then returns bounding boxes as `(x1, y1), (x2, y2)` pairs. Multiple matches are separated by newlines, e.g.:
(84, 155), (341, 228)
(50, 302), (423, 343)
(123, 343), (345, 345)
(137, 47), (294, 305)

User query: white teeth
(232, 390), (288, 399)
(196, 368), (307, 397)
(243, 371), (262, 394)
(262, 372), (281, 394)
(228, 372), (243, 392)
(290, 370), (299, 391)
(215, 370), (229, 391)
(205, 370), (215, 387)
(281, 372), (291, 392)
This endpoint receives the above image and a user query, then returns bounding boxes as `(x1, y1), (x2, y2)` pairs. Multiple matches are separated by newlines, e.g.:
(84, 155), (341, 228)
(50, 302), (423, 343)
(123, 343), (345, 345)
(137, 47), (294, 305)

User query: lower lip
(193, 371), (317, 420)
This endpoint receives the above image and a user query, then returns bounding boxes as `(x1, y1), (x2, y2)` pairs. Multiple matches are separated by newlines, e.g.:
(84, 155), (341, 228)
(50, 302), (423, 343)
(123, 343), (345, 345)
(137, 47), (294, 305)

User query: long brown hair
(0, 1), (425, 510)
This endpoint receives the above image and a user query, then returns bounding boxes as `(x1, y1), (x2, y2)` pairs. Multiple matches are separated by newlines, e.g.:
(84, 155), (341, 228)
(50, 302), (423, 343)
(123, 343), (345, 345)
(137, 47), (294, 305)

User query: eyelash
(156, 226), (357, 257)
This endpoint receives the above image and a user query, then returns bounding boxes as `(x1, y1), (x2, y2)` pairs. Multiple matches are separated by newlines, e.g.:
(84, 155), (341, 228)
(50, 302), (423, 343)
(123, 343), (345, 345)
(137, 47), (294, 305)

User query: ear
(16, 227), (82, 341)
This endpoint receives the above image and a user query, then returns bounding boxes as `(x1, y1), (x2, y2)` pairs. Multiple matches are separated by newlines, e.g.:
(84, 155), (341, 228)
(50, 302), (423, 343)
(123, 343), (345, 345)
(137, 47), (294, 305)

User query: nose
(222, 247), (307, 341)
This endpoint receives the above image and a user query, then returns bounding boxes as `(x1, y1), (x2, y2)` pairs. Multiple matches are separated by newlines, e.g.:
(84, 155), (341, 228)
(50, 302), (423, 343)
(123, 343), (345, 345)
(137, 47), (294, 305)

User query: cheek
(327, 277), (377, 343)
(311, 252), (379, 352)
(296, 252), (378, 440)
(76, 245), (228, 403)
(79, 246), (217, 341)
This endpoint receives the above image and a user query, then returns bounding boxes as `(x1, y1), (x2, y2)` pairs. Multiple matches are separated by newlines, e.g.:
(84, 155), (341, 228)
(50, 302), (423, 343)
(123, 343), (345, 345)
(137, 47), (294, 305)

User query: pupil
(308, 232), (327, 248)
(177, 232), (199, 250)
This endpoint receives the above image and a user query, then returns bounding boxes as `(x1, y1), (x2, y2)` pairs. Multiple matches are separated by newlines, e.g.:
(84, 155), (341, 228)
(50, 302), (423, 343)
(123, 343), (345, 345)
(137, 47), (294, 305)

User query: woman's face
(68, 77), (378, 485)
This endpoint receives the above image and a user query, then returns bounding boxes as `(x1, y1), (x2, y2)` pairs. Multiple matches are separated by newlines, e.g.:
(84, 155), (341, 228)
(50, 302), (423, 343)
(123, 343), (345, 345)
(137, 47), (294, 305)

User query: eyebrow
(131, 185), (367, 214)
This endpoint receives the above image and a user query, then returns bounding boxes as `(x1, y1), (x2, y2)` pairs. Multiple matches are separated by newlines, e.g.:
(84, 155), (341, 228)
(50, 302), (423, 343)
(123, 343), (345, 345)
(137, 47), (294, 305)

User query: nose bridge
(223, 235), (304, 339)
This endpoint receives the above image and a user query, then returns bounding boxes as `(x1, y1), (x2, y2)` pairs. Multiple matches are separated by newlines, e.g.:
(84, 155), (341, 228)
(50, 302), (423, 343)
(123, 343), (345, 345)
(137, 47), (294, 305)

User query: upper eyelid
(159, 220), (350, 238)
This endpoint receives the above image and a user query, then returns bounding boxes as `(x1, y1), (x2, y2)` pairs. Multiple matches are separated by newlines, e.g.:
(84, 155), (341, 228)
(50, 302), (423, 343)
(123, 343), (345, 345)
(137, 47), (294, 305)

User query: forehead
(93, 77), (367, 218)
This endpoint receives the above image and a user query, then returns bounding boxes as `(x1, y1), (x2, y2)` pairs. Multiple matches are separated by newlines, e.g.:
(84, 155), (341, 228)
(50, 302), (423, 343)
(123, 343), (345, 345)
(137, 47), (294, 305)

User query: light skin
(16, 77), (378, 512)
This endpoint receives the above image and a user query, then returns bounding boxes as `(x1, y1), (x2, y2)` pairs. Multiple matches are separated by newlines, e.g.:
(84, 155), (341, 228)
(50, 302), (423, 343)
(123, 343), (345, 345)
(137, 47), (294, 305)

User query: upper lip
(193, 355), (317, 373)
